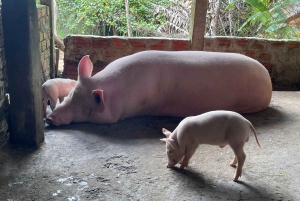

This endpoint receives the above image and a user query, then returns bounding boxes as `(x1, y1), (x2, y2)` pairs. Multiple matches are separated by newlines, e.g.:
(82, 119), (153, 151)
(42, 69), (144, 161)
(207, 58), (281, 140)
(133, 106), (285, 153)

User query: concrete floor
(0, 91), (299, 201)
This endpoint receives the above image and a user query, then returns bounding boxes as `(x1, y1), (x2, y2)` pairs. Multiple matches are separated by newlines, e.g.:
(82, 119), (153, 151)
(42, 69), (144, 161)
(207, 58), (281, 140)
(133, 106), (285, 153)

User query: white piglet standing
(42, 78), (77, 118)
(160, 110), (261, 181)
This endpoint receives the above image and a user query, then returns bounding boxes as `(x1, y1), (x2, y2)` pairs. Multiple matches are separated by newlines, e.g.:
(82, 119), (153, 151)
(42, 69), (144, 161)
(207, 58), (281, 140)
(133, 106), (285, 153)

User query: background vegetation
(38, 0), (300, 40)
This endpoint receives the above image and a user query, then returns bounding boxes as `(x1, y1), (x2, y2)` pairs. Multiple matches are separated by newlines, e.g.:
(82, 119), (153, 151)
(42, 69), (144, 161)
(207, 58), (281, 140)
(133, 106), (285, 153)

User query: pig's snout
(166, 162), (175, 168)
(46, 116), (60, 126)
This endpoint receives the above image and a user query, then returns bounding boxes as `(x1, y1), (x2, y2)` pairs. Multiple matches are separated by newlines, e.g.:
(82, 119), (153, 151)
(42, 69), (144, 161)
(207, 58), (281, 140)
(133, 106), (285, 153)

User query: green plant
(227, 0), (300, 39)
(56, 0), (174, 37)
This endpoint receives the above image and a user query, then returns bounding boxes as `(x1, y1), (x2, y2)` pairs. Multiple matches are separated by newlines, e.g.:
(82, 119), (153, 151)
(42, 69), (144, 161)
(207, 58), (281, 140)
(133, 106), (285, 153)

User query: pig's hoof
(179, 165), (187, 169)
(232, 175), (241, 182)
(230, 163), (237, 168)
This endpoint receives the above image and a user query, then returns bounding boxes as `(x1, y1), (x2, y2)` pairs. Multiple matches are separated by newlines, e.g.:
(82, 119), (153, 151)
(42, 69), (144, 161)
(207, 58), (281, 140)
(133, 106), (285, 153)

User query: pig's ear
(162, 128), (172, 137)
(92, 90), (105, 113)
(160, 138), (178, 149)
(78, 55), (93, 78)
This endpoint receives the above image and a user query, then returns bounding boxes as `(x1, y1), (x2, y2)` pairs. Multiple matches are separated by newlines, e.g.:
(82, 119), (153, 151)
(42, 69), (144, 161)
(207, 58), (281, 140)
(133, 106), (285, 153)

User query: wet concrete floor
(0, 91), (300, 200)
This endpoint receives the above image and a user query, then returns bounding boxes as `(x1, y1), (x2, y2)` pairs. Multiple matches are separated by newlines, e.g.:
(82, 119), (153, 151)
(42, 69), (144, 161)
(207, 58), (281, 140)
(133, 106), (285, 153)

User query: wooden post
(49, 0), (56, 78)
(55, 48), (60, 77)
(189, 0), (208, 50)
(2, 0), (45, 147)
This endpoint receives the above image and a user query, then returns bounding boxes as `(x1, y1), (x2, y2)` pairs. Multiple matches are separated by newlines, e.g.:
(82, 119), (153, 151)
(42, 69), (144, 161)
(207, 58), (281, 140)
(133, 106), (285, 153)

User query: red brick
(65, 60), (76, 65)
(245, 50), (255, 58)
(172, 41), (188, 50)
(73, 37), (91, 47)
(287, 42), (300, 49)
(90, 51), (98, 56)
(62, 71), (78, 79)
(218, 38), (231, 47)
(150, 40), (165, 50)
(250, 42), (265, 50)
(261, 62), (273, 71)
(271, 42), (284, 47)
(236, 39), (248, 47)
(130, 41), (146, 49)
(93, 39), (109, 48)
(113, 38), (126, 48)
(205, 42), (211, 47)
(72, 48), (81, 54)
(258, 53), (270, 59)
(75, 54), (84, 60)
(105, 51), (116, 57)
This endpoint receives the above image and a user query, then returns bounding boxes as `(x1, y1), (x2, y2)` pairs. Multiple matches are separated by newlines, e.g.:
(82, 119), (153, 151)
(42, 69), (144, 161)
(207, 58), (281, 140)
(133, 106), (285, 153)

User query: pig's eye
(168, 150), (172, 154)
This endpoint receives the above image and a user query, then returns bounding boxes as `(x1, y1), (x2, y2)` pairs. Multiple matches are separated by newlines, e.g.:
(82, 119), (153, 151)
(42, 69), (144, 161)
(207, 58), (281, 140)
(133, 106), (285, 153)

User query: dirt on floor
(0, 91), (300, 201)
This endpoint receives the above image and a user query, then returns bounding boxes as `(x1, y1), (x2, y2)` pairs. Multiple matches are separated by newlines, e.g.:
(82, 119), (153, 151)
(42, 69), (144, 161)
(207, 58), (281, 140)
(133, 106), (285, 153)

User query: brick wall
(0, 4), (9, 149)
(37, 5), (51, 81)
(63, 35), (300, 88)
(204, 37), (300, 88)
(63, 36), (190, 79)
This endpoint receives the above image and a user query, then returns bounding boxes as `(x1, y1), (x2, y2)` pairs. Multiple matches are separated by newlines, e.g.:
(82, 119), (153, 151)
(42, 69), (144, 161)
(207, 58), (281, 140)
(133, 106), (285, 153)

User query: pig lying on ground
(46, 50), (272, 126)
(160, 110), (261, 181)
(42, 78), (76, 118)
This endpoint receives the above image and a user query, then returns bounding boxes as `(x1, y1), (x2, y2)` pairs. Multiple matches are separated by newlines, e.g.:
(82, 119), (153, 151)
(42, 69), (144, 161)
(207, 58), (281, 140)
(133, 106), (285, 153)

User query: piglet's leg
(59, 97), (64, 103)
(230, 156), (237, 167)
(180, 149), (196, 169)
(43, 98), (48, 118)
(232, 146), (246, 182)
(50, 98), (58, 111)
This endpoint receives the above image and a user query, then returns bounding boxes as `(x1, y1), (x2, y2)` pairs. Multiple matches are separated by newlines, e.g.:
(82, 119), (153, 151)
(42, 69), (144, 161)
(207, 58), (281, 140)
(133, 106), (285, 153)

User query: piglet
(42, 78), (76, 118)
(160, 110), (261, 181)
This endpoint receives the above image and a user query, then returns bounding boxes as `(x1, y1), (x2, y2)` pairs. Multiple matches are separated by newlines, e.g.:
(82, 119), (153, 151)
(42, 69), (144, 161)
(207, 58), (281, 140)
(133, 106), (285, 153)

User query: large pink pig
(160, 110), (261, 181)
(42, 78), (76, 118)
(46, 50), (272, 126)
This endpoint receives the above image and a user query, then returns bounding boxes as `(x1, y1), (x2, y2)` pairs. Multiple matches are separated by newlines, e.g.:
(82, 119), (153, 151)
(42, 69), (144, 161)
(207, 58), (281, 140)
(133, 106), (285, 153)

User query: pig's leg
(59, 97), (64, 103)
(43, 98), (48, 118)
(230, 156), (237, 167)
(231, 146), (246, 181)
(180, 149), (197, 169)
(49, 98), (58, 111)
(43, 90), (49, 118)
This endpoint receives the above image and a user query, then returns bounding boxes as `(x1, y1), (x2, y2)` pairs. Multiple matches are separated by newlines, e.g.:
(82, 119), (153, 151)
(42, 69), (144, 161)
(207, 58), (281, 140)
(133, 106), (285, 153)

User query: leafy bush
(56, 0), (175, 37)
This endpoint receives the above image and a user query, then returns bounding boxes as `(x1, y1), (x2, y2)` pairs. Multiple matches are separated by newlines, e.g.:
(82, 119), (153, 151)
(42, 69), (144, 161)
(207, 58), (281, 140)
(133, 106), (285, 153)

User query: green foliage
(227, 0), (300, 39)
(56, 0), (173, 37)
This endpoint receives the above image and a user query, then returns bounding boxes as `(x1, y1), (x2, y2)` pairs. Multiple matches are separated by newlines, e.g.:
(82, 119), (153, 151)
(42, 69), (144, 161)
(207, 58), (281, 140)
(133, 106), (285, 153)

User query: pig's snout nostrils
(167, 163), (175, 168)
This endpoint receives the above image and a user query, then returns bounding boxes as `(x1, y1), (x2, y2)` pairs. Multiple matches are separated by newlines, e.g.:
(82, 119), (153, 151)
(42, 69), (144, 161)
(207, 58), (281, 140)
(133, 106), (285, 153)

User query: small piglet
(42, 78), (76, 118)
(160, 110), (261, 181)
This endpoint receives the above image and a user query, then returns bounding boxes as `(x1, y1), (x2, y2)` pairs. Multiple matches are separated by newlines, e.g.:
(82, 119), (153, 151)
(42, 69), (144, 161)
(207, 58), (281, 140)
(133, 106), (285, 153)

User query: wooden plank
(2, 0), (44, 147)
(189, 0), (208, 50)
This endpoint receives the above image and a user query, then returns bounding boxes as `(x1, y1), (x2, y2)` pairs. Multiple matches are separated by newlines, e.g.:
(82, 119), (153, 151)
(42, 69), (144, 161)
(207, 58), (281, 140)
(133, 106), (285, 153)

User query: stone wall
(62, 35), (300, 88)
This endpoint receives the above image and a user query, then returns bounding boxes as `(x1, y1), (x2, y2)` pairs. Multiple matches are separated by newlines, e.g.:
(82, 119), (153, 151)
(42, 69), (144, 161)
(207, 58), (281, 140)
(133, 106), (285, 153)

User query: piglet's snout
(167, 161), (176, 168)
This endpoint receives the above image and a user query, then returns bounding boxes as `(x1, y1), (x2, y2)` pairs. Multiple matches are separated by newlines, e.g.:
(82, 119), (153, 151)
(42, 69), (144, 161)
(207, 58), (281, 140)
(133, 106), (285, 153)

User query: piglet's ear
(162, 128), (172, 138)
(92, 90), (105, 113)
(160, 138), (178, 149)
(78, 55), (93, 79)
